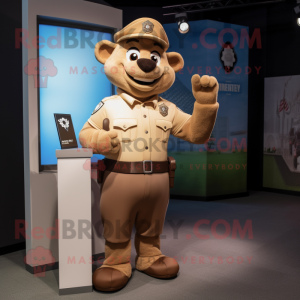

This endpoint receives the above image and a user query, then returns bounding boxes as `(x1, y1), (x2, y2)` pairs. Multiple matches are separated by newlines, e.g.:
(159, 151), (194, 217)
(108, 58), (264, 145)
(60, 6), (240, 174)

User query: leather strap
(103, 158), (169, 174)
(167, 156), (176, 188)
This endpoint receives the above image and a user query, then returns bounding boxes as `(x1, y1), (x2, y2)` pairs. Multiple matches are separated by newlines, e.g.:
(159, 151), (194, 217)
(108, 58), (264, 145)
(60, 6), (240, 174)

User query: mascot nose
(137, 58), (157, 73)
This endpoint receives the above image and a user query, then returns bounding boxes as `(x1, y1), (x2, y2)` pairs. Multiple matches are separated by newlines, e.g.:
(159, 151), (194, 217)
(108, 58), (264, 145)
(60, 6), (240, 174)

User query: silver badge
(159, 103), (168, 117)
(142, 20), (154, 33)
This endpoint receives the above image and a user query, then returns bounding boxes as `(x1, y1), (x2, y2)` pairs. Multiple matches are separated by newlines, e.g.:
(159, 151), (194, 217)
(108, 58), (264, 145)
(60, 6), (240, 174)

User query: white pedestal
(56, 149), (93, 295)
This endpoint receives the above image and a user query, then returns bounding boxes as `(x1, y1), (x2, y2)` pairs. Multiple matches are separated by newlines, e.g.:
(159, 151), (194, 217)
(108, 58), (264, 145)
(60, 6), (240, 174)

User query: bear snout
(137, 58), (157, 73)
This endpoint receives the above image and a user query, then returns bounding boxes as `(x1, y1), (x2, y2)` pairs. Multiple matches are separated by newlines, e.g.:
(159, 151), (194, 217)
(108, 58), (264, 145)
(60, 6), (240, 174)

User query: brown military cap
(114, 18), (169, 50)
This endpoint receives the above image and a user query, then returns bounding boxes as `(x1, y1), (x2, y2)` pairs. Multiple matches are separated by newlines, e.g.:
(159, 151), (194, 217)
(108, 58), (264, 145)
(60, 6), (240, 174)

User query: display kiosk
(22, 0), (122, 275)
(56, 149), (93, 295)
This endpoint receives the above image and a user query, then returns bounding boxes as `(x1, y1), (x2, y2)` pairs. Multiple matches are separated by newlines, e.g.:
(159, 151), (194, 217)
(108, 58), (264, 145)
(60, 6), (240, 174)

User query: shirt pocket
(113, 118), (138, 142)
(156, 119), (172, 143)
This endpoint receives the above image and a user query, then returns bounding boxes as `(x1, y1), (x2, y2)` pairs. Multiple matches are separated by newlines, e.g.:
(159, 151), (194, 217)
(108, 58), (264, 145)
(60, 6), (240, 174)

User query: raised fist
(191, 74), (219, 105)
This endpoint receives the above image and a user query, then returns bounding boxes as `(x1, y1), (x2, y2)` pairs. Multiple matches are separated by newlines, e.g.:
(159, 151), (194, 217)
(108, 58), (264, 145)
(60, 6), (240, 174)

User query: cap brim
(115, 33), (169, 50)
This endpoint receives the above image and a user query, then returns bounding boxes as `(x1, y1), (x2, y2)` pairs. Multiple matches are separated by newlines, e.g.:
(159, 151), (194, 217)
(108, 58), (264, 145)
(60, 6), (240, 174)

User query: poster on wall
(264, 75), (300, 192)
(162, 20), (248, 198)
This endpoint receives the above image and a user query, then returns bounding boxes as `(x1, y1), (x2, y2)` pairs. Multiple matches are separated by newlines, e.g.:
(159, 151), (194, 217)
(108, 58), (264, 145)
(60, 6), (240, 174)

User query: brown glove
(176, 75), (219, 144)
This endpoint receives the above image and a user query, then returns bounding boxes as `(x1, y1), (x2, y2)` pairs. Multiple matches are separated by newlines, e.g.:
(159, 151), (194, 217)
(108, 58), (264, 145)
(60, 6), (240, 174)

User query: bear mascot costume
(79, 18), (219, 292)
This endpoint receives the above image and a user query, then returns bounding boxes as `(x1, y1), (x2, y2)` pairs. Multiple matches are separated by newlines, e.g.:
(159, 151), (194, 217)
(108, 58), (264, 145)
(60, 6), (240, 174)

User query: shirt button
(145, 131), (148, 134)
(145, 146), (148, 150)
(143, 115), (147, 118)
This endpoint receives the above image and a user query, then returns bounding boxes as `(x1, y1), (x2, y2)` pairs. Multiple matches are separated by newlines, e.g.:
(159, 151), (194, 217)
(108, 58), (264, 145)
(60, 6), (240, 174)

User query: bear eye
(126, 48), (140, 62)
(150, 51), (161, 65)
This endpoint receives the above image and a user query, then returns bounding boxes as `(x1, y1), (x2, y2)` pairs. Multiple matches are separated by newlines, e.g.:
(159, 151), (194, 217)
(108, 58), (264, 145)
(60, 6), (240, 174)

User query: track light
(295, 1), (300, 26)
(175, 13), (189, 34)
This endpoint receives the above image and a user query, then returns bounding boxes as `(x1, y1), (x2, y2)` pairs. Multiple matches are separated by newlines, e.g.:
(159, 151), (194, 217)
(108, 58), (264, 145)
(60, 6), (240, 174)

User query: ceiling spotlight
(175, 13), (189, 34)
(295, 1), (300, 25)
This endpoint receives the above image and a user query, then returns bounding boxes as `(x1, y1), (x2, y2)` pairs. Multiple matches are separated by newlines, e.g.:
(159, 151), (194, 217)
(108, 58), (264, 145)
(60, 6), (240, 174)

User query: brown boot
(141, 257), (179, 279)
(93, 267), (129, 292)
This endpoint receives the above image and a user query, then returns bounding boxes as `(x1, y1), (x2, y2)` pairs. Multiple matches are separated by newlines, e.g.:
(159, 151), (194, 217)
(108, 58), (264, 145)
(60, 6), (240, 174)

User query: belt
(103, 158), (169, 174)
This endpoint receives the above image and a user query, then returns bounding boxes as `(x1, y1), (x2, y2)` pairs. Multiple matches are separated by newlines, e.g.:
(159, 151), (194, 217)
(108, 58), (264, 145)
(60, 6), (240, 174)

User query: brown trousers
(99, 171), (170, 277)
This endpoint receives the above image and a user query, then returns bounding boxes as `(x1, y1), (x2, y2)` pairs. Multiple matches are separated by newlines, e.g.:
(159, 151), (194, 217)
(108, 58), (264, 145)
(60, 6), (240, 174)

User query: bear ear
(95, 40), (117, 64)
(166, 52), (184, 73)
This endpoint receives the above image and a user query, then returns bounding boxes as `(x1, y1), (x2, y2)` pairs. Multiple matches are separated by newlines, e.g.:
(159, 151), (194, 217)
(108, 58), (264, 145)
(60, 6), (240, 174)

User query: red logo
(24, 246), (55, 277)
(24, 56), (57, 88)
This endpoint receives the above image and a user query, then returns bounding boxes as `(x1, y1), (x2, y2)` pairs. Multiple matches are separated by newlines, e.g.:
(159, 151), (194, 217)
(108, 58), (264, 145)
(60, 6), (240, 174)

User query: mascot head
(94, 18), (184, 99)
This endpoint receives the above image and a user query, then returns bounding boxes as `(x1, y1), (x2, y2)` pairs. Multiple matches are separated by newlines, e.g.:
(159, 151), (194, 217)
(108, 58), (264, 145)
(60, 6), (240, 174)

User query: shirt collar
(117, 88), (159, 109)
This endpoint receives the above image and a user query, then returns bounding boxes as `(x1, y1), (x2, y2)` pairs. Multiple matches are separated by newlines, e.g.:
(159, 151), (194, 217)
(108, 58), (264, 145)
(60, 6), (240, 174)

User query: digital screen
(37, 24), (113, 166)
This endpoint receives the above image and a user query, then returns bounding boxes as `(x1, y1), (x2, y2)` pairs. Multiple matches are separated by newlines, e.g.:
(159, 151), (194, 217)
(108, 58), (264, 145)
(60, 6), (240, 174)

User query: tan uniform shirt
(88, 88), (191, 162)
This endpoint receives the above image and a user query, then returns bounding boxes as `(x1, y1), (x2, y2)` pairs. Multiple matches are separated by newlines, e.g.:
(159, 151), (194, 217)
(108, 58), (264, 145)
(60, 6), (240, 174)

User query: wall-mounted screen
(36, 23), (113, 168)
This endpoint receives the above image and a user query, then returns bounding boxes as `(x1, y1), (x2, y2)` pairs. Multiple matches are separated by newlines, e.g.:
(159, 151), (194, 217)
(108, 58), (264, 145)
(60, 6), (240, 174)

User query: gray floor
(1, 191), (300, 300)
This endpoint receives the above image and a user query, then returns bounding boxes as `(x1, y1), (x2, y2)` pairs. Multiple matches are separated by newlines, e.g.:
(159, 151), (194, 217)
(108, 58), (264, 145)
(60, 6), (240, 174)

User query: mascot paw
(93, 267), (129, 292)
(141, 257), (179, 279)
(98, 130), (120, 154)
(191, 74), (219, 105)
